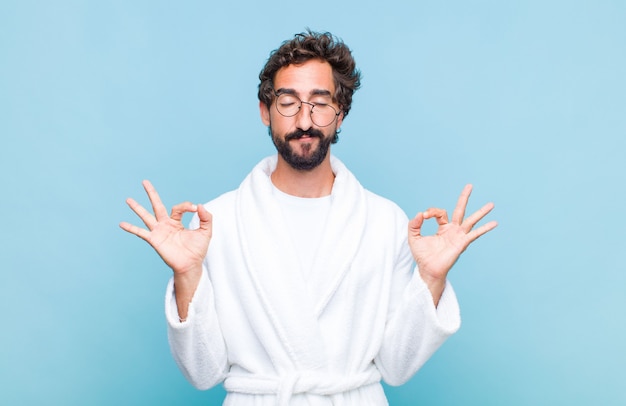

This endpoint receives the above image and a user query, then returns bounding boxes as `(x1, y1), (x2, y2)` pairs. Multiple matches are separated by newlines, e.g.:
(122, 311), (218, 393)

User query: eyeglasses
(274, 92), (341, 127)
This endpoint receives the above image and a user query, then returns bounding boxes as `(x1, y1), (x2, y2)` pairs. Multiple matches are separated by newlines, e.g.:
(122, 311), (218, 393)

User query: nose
(295, 101), (315, 129)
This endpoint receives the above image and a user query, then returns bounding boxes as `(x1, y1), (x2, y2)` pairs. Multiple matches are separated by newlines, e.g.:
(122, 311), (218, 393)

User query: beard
(270, 126), (336, 171)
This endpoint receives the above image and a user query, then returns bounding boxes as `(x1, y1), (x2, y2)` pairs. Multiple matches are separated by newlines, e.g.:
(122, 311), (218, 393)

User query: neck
(271, 154), (335, 198)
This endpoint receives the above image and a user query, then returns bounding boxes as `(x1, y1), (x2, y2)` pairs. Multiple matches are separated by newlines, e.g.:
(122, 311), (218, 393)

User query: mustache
(284, 128), (325, 142)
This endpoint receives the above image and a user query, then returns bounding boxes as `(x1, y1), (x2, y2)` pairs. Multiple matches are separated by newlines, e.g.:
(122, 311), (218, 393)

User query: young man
(120, 31), (497, 405)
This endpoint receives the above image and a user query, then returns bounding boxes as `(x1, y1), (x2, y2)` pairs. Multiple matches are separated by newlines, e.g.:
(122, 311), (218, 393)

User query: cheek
(325, 120), (340, 137)
(269, 113), (294, 134)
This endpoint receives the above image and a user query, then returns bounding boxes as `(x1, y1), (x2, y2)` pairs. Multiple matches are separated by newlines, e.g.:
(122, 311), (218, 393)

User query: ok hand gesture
(408, 184), (497, 306)
(119, 180), (212, 276)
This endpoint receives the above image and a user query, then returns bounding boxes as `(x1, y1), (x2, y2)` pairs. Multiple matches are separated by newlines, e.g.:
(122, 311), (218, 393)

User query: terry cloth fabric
(165, 155), (462, 406)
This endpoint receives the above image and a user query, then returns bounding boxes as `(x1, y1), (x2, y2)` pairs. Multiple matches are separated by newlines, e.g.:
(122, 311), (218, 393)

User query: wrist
(418, 272), (446, 307)
(173, 264), (202, 283)
(173, 266), (202, 320)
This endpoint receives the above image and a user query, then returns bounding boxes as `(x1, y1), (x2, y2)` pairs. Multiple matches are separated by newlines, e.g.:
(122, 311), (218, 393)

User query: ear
(259, 101), (271, 126)
(336, 110), (344, 129)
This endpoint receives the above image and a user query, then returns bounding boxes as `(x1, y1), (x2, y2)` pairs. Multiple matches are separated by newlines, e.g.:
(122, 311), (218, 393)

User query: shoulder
(331, 155), (408, 222)
(360, 188), (411, 259)
(203, 190), (237, 212)
(188, 190), (237, 230)
(363, 188), (409, 223)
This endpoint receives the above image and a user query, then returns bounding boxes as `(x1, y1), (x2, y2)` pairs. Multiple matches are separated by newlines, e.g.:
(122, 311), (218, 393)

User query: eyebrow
(275, 88), (332, 97)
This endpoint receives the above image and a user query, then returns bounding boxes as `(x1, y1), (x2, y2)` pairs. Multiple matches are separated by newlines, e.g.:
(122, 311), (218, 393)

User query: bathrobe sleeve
(374, 209), (462, 386)
(164, 213), (229, 390)
(165, 269), (228, 389)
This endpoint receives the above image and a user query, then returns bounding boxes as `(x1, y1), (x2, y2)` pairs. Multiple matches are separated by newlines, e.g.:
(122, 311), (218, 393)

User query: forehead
(273, 59), (335, 95)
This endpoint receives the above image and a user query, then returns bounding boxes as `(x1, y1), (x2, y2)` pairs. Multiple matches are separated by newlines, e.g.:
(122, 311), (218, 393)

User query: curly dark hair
(258, 31), (361, 119)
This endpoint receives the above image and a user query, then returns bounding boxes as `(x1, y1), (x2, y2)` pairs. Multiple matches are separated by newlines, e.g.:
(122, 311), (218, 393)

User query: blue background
(1, 1), (625, 405)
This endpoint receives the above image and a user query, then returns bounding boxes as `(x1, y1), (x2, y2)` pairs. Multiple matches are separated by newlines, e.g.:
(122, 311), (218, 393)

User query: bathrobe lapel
(309, 156), (367, 316)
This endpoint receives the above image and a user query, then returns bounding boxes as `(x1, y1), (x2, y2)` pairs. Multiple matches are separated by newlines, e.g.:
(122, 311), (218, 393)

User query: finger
(462, 202), (495, 232)
(119, 221), (151, 242)
(126, 197), (157, 229)
(451, 184), (472, 224)
(408, 212), (425, 238)
(467, 220), (498, 242)
(423, 208), (449, 225)
(142, 180), (169, 221)
(197, 204), (213, 234)
(171, 202), (198, 222)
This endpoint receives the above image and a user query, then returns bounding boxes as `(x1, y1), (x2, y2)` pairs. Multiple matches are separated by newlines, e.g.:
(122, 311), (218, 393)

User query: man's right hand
(119, 180), (212, 320)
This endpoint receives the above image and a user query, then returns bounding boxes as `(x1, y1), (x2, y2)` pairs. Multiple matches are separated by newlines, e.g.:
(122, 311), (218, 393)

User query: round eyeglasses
(274, 92), (341, 127)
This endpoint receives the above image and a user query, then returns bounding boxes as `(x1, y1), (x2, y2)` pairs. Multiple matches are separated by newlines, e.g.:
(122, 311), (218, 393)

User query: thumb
(197, 204), (213, 232)
(408, 212), (425, 238)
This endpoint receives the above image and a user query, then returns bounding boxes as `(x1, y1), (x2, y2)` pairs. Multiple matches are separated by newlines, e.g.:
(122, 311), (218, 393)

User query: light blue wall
(1, 1), (624, 405)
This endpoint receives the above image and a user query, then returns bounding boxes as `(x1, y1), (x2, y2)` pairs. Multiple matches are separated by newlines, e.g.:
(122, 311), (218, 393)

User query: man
(120, 31), (497, 405)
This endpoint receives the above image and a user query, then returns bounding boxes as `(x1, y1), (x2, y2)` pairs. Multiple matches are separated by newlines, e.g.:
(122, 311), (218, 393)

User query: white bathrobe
(165, 155), (461, 405)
